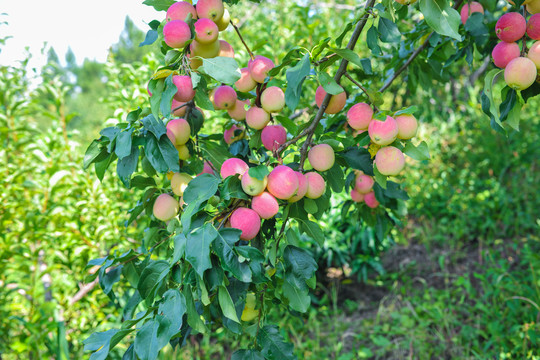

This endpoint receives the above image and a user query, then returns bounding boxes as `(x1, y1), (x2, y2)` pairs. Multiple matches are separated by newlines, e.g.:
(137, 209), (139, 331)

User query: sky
(0, 0), (161, 69)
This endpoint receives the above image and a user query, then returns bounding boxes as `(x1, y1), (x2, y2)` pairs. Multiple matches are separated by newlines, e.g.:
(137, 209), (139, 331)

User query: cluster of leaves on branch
(81, 0), (531, 358)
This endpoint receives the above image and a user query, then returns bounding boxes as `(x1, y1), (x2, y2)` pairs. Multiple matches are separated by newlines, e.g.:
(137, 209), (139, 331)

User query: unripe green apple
(251, 191), (279, 219)
(395, 114), (418, 140)
(305, 172), (326, 199)
(315, 85), (347, 114)
(215, 9), (230, 31)
(230, 207), (261, 240)
(260, 86), (285, 113)
(176, 144), (190, 160)
(171, 172), (192, 196)
(190, 39), (220, 58)
(245, 106), (270, 130)
(267, 165), (299, 200)
(220, 158), (249, 178)
(308, 144), (335, 172)
(368, 116), (398, 146)
(504, 57), (537, 90)
(527, 0), (540, 14)
(375, 146), (405, 176)
(241, 170), (268, 196)
(153, 193), (179, 221)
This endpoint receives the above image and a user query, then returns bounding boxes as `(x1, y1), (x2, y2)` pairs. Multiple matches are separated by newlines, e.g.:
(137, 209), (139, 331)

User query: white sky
(0, 0), (160, 69)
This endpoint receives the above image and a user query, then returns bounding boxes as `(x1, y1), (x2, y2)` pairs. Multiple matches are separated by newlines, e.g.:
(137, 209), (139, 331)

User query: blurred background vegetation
(1, 0), (539, 359)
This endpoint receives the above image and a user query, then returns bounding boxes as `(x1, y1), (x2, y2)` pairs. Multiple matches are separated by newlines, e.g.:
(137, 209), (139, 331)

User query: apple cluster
(491, 11), (540, 90)
(345, 102), (418, 206)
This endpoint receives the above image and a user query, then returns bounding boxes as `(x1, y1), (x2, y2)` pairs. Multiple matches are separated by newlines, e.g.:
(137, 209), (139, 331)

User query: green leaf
(419, 0), (461, 40)
(341, 147), (374, 175)
(331, 48), (363, 68)
(326, 162), (344, 192)
(181, 174), (220, 231)
(317, 72), (342, 95)
(297, 219), (324, 245)
(377, 17), (401, 43)
(141, 115), (167, 139)
(117, 146), (139, 187)
(194, 90), (215, 111)
(115, 128), (134, 160)
(403, 141), (430, 161)
(84, 140), (107, 169)
(214, 228), (252, 282)
(158, 289), (186, 337)
(140, 29), (158, 47)
(144, 133), (180, 173)
(130, 175), (156, 189)
(133, 318), (171, 360)
(183, 286), (207, 334)
(142, 0), (175, 11)
(481, 69), (504, 128)
(282, 281), (310, 313)
(373, 164), (387, 189)
(231, 349), (265, 360)
(137, 260), (170, 302)
(384, 181), (409, 200)
(366, 26), (382, 56)
(248, 165), (270, 180)
(499, 88), (517, 122)
(257, 325), (296, 360)
(160, 75), (177, 118)
(218, 285), (241, 323)
(393, 106), (418, 116)
(285, 53), (311, 111)
(283, 245), (317, 280)
(197, 57), (241, 84)
(185, 224), (218, 277)
(84, 329), (133, 360)
(464, 12), (489, 46)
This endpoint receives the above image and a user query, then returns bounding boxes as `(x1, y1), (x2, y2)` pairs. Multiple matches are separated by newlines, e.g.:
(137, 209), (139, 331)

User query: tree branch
(344, 72), (380, 112)
(277, 0), (377, 162)
(231, 21), (255, 61)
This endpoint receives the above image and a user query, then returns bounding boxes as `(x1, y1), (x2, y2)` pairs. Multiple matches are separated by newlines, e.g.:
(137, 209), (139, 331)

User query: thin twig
(344, 72), (380, 112)
(231, 21), (255, 60)
(314, 53), (338, 66)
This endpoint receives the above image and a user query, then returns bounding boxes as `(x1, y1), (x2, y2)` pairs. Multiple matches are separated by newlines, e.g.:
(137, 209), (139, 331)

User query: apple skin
(173, 75), (195, 102)
(227, 99), (250, 121)
(166, 118), (191, 145)
(196, 0), (225, 22)
(355, 174), (374, 194)
(260, 86), (285, 113)
(460, 2), (484, 25)
(241, 170), (268, 196)
(246, 107), (270, 130)
(220, 158), (249, 178)
(213, 85), (238, 110)
(163, 20), (191, 49)
(496, 12), (527, 43)
(198, 161), (214, 176)
(351, 189), (364, 202)
(492, 42), (520, 69)
(215, 9), (230, 31)
(219, 40), (235, 58)
(190, 39), (220, 59)
(288, 171), (308, 203)
(267, 165), (299, 200)
(527, 14), (540, 40)
(166, 2), (197, 22)
(235, 68), (257, 92)
(504, 57), (538, 90)
(261, 125), (287, 151)
(224, 124), (244, 145)
(171, 99), (187, 117)
(364, 191), (379, 208)
(315, 86), (347, 114)
(194, 18), (219, 44)
(375, 146), (405, 176)
(368, 116), (398, 146)
(251, 192), (279, 219)
(527, 0), (540, 15)
(528, 41), (540, 69)
(171, 173), (192, 196)
(347, 103), (373, 130)
(176, 144), (190, 160)
(153, 194), (179, 221)
(230, 207), (261, 241)
(395, 114), (418, 140)
(305, 172), (326, 199)
(248, 55), (275, 83)
(308, 144), (335, 172)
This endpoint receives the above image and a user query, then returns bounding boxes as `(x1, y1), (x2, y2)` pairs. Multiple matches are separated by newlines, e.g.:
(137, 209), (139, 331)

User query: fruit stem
(522, 6), (528, 56)
(231, 21), (255, 60)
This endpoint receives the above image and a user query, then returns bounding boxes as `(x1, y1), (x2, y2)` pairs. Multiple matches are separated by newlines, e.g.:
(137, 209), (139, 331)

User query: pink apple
(219, 40), (235, 58)
(166, 2), (197, 22)
(492, 41), (520, 69)
(251, 192), (279, 219)
(235, 67), (257, 92)
(308, 144), (335, 172)
(375, 146), (405, 176)
(347, 103), (373, 130)
(496, 12), (526, 43)
(261, 125), (287, 151)
(267, 165), (299, 200)
(224, 124), (244, 145)
(288, 172), (308, 203)
(166, 118), (191, 145)
(368, 116), (398, 146)
(260, 86), (285, 113)
(460, 2), (484, 25)
(220, 158), (249, 178)
(163, 20), (191, 49)
(364, 191), (379, 208)
(227, 99), (250, 121)
(213, 85), (238, 110)
(173, 75), (195, 102)
(245, 106), (270, 130)
(355, 174), (374, 194)
(230, 207), (261, 241)
(153, 194), (179, 221)
(305, 172), (326, 199)
(196, 0), (225, 21)
(315, 85), (347, 114)
(248, 55), (275, 83)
